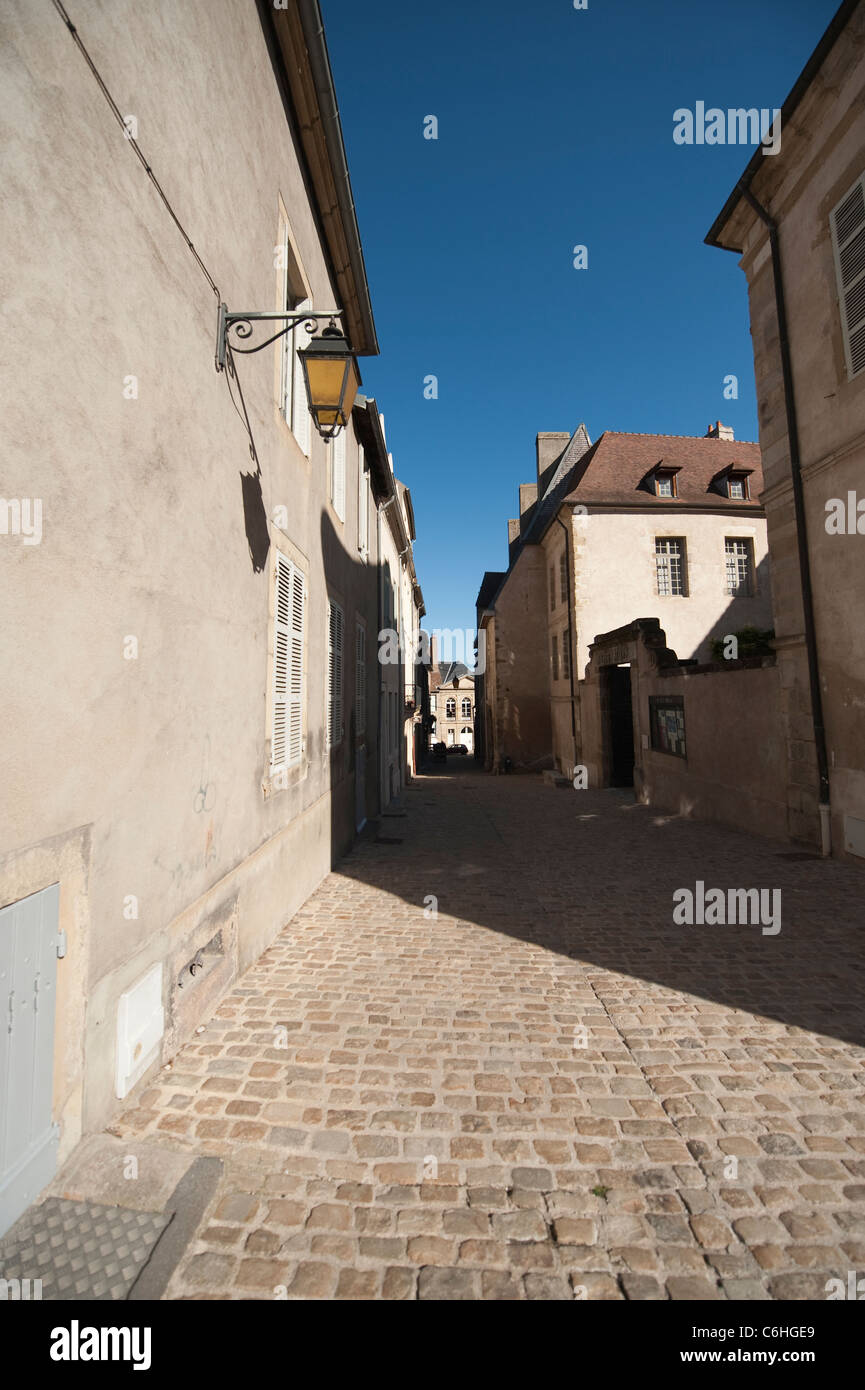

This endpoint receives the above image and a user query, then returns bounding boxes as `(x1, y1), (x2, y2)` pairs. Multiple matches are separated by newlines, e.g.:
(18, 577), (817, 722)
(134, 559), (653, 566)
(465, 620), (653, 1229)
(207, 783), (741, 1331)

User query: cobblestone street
(111, 765), (865, 1301)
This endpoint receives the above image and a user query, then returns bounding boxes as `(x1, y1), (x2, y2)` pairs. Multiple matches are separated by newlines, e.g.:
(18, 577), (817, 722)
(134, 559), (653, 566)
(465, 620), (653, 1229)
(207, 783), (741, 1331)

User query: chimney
(507, 518), (520, 565)
(536, 432), (571, 497)
(705, 420), (735, 441)
(518, 483), (538, 535)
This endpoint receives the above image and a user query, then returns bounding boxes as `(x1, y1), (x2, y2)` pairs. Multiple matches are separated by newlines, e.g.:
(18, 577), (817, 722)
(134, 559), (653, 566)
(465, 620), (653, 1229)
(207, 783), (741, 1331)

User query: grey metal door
(0, 884), (60, 1235)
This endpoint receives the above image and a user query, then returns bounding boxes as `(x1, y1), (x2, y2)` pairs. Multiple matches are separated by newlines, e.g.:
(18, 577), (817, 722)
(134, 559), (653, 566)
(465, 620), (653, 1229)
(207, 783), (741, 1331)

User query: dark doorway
(606, 664), (635, 787)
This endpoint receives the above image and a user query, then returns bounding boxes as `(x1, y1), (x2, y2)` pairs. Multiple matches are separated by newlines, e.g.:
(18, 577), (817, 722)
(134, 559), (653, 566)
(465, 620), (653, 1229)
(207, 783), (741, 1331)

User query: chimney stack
(705, 420), (735, 441)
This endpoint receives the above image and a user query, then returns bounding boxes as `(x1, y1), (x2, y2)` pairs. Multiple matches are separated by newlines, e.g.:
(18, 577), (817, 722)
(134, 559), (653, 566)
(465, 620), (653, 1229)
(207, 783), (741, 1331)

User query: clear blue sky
(323, 0), (840, 638)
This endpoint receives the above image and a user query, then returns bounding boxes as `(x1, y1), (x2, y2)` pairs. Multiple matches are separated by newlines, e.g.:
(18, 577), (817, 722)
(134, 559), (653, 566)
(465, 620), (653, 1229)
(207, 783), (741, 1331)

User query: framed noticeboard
(649, 695), (686, 758)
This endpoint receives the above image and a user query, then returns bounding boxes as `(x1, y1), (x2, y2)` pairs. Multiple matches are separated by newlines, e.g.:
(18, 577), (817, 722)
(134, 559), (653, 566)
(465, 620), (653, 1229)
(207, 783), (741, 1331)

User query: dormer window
(710, 466), (753, 500)
(640, 462), (682, 498)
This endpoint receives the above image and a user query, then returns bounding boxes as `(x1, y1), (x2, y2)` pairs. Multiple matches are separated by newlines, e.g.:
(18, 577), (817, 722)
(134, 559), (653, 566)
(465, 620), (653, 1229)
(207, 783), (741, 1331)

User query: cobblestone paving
(111, 766), (865, 1300)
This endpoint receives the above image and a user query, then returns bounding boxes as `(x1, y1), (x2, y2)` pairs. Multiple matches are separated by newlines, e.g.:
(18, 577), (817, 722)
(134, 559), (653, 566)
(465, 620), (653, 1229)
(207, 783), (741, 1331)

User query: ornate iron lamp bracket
(215, 303), (342, 372)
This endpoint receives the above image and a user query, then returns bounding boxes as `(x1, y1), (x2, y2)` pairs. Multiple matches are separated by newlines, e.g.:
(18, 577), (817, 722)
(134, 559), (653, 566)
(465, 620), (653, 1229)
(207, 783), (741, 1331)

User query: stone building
(478, 426), (772, 774)
(706, 0), (865, 858)
(430, 664), (476, 752)
(0, 0), (421, 1232)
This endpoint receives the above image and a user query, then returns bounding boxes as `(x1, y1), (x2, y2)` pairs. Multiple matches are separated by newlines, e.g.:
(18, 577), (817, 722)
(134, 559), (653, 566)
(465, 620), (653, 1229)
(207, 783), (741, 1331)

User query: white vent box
(844, 815), (865, 860)
(115, 963), (164, 1099)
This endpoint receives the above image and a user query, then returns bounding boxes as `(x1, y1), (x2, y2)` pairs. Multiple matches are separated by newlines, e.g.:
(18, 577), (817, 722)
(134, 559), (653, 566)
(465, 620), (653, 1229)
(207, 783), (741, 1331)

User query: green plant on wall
(710, 626), (775, 662)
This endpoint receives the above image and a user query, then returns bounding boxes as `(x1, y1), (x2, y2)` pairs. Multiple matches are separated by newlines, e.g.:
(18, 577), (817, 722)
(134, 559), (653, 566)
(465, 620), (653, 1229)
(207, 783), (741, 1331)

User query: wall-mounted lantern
(215, 304), (358, 441)
(298, 322), (360, 440)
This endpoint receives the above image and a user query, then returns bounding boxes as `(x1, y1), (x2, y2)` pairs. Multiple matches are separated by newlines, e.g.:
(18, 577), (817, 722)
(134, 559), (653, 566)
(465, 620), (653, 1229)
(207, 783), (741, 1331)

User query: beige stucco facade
(544, 506), (773, 773)
(708, 0), (865, 855)
(0, 0), (417, 1206)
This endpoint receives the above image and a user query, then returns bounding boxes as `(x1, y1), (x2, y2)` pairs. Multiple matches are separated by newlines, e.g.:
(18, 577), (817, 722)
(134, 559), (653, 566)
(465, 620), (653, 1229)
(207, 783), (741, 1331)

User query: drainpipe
(738, 182), (831, 855)
(554, 513), (578, 774)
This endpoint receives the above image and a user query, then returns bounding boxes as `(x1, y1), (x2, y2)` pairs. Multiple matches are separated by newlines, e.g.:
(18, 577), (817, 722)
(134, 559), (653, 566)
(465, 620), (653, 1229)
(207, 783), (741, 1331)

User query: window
(549, 564), (555, 611)
(327, 600), (344, 748)
(830, 172), (865, 380)
(728, 478), (745, 500)
(649, 696), (686, 758)
(561, 632), (570, 682)
(551, 634), (559, 681)
(655, 537), (686, 596)
(725, 537), (754, 597)
(446, 697), (456, 718)
(277, 221), (312, 454)
(272, 553), (305, 770)
(559, 550), (568, 606)
(355, 623), (366, 737)
(330, 430), (346, 521)
(357, 446), (369, 559)
(656, 475), (674, 497)
(461, 698), (472, 719)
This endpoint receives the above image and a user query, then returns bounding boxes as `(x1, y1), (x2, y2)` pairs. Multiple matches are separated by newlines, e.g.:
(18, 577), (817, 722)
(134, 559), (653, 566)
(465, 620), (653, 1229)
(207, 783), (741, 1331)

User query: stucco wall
(0, 0), (380, 1139)
(561, 509), (773, 678)
(636, 665), (788, 841)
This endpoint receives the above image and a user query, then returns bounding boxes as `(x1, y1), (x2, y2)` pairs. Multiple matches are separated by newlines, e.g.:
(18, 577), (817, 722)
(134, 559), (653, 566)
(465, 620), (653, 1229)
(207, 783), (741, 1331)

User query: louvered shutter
(356, 623), (366, 736)
(327, 601), (344, 747)
(272, 555), (291, 768)
(292, 298), (312, 454)
(831, 174), (865, 380)
(288, 565), (304, 765)
(273, 555), (304, 770)
(333, 430), (346, 521)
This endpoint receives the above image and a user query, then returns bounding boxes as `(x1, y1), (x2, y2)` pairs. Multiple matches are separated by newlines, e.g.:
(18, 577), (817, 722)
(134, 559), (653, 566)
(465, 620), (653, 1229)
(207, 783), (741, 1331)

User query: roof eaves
(705, 0), (860, 251)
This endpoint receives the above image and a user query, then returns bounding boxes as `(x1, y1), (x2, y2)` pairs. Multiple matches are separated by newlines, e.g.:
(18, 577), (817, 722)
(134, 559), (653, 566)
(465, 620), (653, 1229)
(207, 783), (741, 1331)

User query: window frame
(724, 536), (755, 598)
(655, 536), (687, 597)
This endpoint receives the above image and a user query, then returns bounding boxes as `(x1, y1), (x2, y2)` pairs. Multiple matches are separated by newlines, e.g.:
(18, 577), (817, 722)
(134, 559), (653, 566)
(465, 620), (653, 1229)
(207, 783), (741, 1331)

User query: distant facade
(431, 665), (476, 750)
(707, 0), (865, 857)
(478, 425), (772, 775)
(372, 426), (425, 803)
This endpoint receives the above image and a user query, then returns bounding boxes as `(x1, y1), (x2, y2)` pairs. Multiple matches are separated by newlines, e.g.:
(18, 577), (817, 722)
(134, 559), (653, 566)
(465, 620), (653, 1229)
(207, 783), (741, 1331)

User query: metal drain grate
(0, 1198), (170, 1300)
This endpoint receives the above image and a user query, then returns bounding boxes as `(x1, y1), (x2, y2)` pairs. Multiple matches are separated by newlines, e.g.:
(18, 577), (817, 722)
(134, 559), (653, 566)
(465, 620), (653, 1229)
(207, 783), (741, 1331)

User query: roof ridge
(601, 429), (760, 444)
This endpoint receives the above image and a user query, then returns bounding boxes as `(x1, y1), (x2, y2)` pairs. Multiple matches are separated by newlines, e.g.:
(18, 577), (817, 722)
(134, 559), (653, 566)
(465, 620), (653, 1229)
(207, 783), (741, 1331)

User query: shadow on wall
(691, 553), (773, 662)
(320, 509), (388, 868)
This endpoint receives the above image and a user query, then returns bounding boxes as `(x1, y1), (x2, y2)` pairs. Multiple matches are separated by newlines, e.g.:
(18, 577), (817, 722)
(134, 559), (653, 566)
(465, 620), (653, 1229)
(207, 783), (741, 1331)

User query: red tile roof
(560, 431), (763, 509)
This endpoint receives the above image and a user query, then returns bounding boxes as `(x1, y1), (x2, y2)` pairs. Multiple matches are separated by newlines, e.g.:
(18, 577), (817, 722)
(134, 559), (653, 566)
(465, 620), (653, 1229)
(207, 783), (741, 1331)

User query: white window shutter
(831, 174), (865, 380)
(273, 555), (304, 770)
(288, 566), (304, 765)
(292, 298), (312, 454)
(333, 430), (346, 521)
(272, 555), (291, 768)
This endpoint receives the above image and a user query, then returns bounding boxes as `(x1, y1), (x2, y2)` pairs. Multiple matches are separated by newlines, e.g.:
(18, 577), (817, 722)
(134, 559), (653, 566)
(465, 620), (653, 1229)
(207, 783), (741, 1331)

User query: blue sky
(323, 0), (840, 638)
